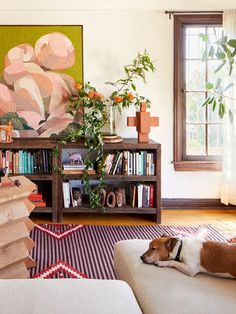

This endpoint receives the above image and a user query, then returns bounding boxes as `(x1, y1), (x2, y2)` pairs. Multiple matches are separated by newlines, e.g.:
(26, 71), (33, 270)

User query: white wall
(1, 0), (235, 198)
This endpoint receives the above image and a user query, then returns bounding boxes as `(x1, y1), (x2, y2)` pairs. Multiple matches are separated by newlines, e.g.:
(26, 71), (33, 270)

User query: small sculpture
(0, 121), (13, 143)
(127, 102), (159, 143)
(67, 152), (83, 165)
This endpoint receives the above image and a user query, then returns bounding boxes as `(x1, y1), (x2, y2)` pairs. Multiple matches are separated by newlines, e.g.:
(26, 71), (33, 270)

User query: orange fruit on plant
(75, 82), (83, 90)
(127, 92), (134, 101)
(114, 95), (123, 103)
(88, 90), (95, 99)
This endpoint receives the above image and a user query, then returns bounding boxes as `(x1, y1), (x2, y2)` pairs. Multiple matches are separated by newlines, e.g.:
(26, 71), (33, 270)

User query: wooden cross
(127, 102), (159, 143)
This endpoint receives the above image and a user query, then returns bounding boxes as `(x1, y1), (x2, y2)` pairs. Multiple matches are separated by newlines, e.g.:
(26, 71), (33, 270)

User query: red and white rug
(30, 224), (226, 279)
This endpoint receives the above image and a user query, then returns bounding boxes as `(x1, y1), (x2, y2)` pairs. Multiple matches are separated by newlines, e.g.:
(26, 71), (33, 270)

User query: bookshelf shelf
(33, 206), (53, 213)
(63, 205), (157, 214)
(63, 174), (158, 182)
(9, 174), (53, 181)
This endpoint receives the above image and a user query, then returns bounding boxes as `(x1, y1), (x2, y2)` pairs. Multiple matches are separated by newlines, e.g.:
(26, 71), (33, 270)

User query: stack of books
(128, 183), (155, 208)
(102, 150), (155, 176)
(0, 150), (52, 174)
(63, 164), (95, 175)
(28, 192), (46, 207)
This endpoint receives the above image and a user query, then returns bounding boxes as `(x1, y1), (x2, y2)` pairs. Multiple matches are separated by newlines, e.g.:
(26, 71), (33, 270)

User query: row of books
(129, 183), (155, 208)
(0, 150), (52, 174)
(102, 151), (155, 176)
(62, 181), (155, 209)
(28, 193), (46, 207)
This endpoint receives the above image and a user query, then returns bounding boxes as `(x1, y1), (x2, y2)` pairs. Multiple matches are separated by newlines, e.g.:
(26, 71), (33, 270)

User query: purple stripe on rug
(29, 224), (226, 279)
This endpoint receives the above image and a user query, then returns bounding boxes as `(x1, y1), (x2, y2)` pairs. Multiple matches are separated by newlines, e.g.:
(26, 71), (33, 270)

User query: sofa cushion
(0, 279), (141, 314)
(114, 239), (236, 314)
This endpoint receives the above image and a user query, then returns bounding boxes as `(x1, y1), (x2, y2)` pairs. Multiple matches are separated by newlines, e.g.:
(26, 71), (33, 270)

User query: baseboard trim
(162, 198), (236, 210)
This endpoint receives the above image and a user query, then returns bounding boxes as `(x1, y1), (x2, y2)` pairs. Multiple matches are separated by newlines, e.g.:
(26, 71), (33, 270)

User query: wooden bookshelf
(59, 139), (161, 223)
(0, 138), (161, 223)
(0, 138), (58, 222)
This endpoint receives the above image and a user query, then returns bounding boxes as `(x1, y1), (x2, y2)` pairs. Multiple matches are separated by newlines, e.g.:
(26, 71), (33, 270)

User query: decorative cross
(127, 102), (159, 143)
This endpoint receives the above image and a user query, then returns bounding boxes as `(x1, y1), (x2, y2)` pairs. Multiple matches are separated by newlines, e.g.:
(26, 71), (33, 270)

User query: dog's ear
(165, 238), (178, 251)
(160, 233), (170, 238)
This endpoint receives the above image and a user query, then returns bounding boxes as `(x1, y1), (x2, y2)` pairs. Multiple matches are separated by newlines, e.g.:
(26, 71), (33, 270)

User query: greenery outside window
(173, 14), (223, 171)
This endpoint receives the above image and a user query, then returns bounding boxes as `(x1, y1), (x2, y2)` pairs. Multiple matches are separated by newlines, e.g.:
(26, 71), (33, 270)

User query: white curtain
(221, 10), (236, 205)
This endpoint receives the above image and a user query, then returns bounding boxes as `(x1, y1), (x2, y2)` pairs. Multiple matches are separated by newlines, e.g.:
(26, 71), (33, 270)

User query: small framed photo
(71, 187), (82, 207)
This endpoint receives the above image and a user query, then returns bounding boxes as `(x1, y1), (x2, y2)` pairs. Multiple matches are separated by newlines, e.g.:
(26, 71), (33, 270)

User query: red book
(32, 201), (46, 207)
(28, 193), (43, 200)
(149, 184), (155, 208)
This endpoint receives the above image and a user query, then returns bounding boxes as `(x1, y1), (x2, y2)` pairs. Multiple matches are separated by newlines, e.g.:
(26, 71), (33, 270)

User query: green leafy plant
(200, 32), (236, 120)
(55, 51), (156, 209)
(107, 50), (155, 112)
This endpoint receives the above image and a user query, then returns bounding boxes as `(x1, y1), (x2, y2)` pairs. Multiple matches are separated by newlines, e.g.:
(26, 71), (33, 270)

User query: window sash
(173, 14), (223, 170)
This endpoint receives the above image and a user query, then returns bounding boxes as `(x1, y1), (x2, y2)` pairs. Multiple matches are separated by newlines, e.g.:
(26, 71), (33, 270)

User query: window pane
(186, 124), (206, 155)
(186, 60), (206, 91)
(208, 124), (224, 155)
(186, 92), (206, 123)
(185, 27), (205, 35)
(207, 27), (223, 37)
(185, 34), (206, 59)
(208, 105), (222, 123)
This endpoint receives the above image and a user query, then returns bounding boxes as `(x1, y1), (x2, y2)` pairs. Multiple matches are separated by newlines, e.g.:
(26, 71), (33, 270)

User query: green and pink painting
(0, 26), (83, 137)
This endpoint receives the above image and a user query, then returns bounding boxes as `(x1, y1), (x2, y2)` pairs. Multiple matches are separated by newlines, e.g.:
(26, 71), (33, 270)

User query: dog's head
(140, 235), (178, 264)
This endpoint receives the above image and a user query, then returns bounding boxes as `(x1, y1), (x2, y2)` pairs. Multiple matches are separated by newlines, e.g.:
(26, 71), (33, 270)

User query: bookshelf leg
(57, 208), (63, 223)
(52, 208), (57, 222)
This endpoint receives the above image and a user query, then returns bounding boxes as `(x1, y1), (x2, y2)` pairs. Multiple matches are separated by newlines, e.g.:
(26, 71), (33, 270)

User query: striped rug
(29, 224), (225, 279)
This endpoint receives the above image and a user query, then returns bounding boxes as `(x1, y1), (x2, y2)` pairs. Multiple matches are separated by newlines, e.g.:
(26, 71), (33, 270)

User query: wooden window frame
(173, 14), (223, 171)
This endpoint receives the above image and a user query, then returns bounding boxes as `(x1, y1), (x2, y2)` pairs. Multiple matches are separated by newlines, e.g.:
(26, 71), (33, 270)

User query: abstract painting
(0, 25), (83, 137)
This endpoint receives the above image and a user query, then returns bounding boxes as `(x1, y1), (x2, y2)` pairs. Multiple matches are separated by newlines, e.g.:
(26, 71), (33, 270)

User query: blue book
(28, 152), (31, 173)
(19, 150), (23, 174)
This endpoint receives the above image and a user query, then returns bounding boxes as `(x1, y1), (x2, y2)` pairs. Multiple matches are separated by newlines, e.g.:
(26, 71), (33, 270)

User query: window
(173, 14), (223, 171)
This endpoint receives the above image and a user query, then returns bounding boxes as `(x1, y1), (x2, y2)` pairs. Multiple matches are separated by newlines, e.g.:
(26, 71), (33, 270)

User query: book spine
(149, 184), (154, 207)
(110, 152), (119, 174)
(27, 152), (31, 173)
(143, 151), (147, 176)
(123, 151), (128, 175)
(151, 153), (155, 175)
(62, 182), (70, 208)
(137, 184), (143, 208)
(18, 151), (22, 174)
(142, 185), (149, 208)
(115, 152), (123, 175)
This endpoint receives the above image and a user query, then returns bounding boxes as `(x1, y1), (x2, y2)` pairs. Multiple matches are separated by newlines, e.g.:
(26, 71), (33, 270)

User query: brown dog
(140, 235), (236, 278)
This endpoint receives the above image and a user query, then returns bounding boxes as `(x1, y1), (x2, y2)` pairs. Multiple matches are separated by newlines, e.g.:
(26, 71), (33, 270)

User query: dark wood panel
(63, 174), (158, 182)
(162, 198), (236, 209)
(9, 174), (53, 181)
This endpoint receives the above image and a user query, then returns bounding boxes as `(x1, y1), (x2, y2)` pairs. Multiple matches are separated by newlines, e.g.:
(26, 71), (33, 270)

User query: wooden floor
(31, 209), (236, 239)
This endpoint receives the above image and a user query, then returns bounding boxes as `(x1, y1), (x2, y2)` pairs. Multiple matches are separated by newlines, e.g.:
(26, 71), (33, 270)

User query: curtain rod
(165, 10), (223, 19)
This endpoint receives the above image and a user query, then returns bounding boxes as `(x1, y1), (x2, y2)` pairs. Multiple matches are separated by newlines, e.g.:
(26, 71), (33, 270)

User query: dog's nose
(140, 255), (144, 261)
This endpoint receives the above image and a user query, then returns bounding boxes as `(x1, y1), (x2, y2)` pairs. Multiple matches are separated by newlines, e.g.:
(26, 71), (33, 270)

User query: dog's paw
(155, 261), (170, 267)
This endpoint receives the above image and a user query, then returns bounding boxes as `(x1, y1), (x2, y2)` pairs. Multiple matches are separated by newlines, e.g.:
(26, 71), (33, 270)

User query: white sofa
(0, 279), (141, 314)
(114, 239), (236, 314)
